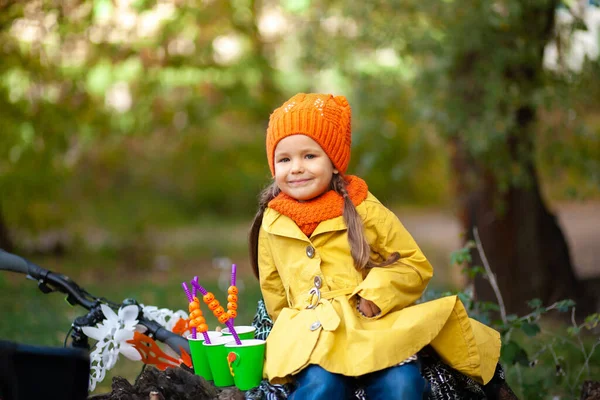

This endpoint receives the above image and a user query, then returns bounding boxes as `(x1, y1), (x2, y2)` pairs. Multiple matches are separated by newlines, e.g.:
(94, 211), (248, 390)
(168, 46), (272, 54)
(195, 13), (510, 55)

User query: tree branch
(473, 226), (507, 324)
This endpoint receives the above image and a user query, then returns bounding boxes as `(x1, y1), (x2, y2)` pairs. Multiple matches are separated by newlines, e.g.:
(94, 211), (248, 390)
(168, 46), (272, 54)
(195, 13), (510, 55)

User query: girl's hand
(357, 296), (381, 317)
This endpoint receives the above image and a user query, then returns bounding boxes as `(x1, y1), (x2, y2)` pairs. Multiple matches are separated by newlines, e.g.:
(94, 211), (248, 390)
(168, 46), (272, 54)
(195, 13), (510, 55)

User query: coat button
(310, 321), (321, 331)
(313, 276), (322, 288)
(306, 245), (315, 258)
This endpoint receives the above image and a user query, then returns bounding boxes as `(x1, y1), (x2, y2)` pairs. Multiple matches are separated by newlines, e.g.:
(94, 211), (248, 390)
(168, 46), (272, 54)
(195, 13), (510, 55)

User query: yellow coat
(258, 192), (501, 385)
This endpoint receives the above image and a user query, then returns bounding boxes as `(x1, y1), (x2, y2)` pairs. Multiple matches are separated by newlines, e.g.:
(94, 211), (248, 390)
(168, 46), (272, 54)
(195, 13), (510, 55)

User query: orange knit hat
(266, 93), (352, 176)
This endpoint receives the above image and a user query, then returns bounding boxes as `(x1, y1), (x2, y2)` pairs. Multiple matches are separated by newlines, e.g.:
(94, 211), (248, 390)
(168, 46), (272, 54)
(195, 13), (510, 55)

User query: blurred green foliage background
(0, 0), (598, 248)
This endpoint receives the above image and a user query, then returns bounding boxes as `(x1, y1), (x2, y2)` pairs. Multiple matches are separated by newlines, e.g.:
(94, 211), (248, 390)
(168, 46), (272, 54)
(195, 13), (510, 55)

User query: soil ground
(396, 201), (600, 283)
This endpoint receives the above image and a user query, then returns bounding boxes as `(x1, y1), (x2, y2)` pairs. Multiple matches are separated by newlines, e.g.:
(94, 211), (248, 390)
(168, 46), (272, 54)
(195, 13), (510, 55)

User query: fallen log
(581, 380), (600, 400)
(88, 364), (600, 400)
(88, 366), (244, 400)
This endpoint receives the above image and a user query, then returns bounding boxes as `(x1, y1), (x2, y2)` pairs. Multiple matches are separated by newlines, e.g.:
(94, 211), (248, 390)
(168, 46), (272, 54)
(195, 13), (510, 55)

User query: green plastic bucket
(224, 339), (266, 391)
(187, 331), (223, 381)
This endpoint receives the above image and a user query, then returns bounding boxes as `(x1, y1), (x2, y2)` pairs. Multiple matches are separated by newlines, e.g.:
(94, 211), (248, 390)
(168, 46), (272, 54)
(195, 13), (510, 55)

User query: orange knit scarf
(268, 175), (369, 237)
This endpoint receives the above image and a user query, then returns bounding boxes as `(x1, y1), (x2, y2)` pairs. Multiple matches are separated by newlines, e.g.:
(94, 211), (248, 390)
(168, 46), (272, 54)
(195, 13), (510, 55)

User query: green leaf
(281, 0), (311, 13)
(93, 0), (114, 22)
(450, 245), (472, 266)
(567, 326), (580, 336)
(450, 251), (464, 266)
(467, 266), (486, 278)
(555, 299), (576, 312)
(480, 302), (500, 312)
(457, 291), (472, 305)
(521, 322), (541, 337)
(584, 313), (600, 329)
(114, 58), (143, 83)
(86, 62), (113, 96)
(527, 298), (543, 309)
(506, 314), (519, 322)
(501, 340), (529, 366)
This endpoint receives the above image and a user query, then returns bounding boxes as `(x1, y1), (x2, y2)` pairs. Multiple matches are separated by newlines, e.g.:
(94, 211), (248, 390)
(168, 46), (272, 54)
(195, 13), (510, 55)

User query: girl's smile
(273, 135), (338, 202)
(288, 178), (311, 185)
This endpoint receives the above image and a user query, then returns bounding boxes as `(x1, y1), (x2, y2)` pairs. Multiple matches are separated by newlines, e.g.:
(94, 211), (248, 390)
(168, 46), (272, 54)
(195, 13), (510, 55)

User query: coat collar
(262, 207), (347, 240)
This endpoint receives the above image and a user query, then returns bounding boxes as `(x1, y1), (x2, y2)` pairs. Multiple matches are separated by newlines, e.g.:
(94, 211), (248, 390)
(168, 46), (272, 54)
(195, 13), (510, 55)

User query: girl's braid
(249, 182), (280, 278)
(333, 174), (400, 275)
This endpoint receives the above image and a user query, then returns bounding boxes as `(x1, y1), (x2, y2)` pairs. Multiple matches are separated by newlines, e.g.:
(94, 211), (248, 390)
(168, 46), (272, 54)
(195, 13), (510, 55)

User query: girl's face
(274, 135), (338, 202)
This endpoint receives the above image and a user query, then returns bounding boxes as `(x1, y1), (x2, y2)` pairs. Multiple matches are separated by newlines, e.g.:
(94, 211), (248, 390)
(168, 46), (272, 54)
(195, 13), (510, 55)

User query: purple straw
(191, 281), (240, 344)
(200, 330), (210, 343)
(231, 264), (237, 287)
(230, 264), (237, 324)
(190, 279), (211, 343)
(182, 284), (198, 340)
(190, 280), (200, 340)
(191, 279), (197, 299)
(182, 282), (193, 302)
(182, 282), (198, 339)
(191, 281), (208, 296)
(190, 278), (201, 341)
(189, 281), (213, 342)
(225, 320), (242, 345)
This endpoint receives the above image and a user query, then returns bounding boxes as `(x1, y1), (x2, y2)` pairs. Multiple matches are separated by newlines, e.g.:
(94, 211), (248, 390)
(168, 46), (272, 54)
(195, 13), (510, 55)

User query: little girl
(249, 93), (501, 400)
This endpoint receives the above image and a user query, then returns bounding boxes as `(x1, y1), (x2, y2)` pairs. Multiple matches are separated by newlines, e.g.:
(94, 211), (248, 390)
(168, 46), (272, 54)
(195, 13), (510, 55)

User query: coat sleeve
(351, 203), (434, 318)
(258, 227), (288, 322)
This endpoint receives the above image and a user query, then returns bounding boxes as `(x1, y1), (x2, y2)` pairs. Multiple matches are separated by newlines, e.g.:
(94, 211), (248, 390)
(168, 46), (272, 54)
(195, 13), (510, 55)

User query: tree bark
(0, 205), (14, 252)
(448, 0), (596, 315)
(453, 142), (593, 315)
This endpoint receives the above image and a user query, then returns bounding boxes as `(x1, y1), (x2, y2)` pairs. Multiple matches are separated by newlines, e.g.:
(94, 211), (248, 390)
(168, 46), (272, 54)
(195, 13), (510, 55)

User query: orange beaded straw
(182, 282), (211, 343)
(227, 286), (238, 320)
(191, 281), (242, 345)
(188, 297), (209, 333)
(227, 264), (238, 322)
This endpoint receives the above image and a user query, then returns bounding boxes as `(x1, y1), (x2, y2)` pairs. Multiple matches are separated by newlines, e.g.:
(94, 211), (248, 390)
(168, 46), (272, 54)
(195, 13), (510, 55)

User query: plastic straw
(230, 264), (237, 324)
(190, 282), (211, 340)
(182, 282), (199, 340)
(191, 278), (197, 299)
(225, 320), (242, 345)
(191, 281), (241, 345)
(190, 277), (206, 341)
(191, 281), (208, 296)
(182, 282), (193, 302)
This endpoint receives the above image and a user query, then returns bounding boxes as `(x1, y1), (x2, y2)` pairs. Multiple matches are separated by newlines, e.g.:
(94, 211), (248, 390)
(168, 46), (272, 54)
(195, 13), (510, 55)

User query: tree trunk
(453, 143), (593, 315)
(0, 205), (14, 252)
(448, 1), (596, 315)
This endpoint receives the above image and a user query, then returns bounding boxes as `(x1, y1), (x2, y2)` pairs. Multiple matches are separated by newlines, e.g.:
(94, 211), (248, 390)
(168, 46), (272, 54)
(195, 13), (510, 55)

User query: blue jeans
(289, 362), (426, 400)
